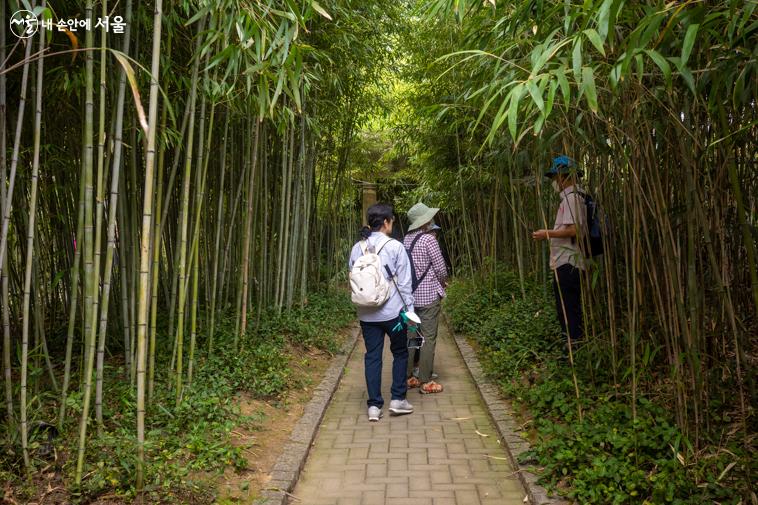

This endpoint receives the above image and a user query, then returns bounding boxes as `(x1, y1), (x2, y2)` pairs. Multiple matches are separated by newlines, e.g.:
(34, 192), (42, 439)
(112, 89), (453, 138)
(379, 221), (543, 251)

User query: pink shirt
(550, 185), (586, 270)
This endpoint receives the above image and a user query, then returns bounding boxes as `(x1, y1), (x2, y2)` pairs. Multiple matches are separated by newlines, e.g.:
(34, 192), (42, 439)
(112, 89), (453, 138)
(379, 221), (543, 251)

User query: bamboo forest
(1, 0), (756, 503)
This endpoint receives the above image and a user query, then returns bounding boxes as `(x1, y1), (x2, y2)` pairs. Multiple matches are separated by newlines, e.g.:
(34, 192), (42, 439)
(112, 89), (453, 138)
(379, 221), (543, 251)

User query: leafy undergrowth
(1, 289), (354, 504)
(445, 268), (755, 505)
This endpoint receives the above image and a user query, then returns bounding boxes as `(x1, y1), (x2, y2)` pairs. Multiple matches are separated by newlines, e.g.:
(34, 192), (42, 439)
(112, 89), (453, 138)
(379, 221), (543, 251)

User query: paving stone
(361, 490), (386, 505)
(433, 498), (456, 505)
(290, 320), (526, 504)
(386, 481), (409, 498)
(338, 497), (362, 505)
(451, 321), (569, 505)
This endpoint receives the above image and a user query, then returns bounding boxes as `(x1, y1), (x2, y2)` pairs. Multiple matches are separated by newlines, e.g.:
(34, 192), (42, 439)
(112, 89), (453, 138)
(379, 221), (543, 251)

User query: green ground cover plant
(1, 289), (353, 503)
(445, 268), (755, 504)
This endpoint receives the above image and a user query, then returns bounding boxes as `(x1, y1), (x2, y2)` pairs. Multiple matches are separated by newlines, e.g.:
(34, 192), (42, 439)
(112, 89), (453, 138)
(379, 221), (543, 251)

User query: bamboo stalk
(92, 0), (109, 435)
(20, 16), (46, 471)
(74, 0), (97, 482)
(0, 32), (33, 284)
(0, 0), (12, 426)
(239, 120), (260, 338)
(208, 118), (229, 355)
(172, 24), (202, 405)
(136, 0), (164, 491)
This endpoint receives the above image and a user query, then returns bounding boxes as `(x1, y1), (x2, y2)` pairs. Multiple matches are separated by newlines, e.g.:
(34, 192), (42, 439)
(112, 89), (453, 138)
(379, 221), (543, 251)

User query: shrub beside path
(291, 320), (527, 505)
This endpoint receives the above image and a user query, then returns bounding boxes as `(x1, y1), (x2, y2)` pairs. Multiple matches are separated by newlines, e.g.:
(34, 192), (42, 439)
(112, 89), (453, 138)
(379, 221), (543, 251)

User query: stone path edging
(254, 326), (360, 505)
(445, 315), (570, 505)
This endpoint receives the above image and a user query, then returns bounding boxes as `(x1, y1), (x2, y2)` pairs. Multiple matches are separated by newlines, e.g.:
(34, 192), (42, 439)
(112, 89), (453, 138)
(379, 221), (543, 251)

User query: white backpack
(350, 238), (394, 307)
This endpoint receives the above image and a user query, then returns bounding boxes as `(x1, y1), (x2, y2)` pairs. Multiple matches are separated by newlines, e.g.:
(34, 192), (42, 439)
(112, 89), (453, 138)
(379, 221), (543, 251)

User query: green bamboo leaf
(507, 83), (524, 140)
(610, 63), (622, 89)
(635, 53), (644, 82)
(597, 0), (612, 40)
(185, 8), (207, 26)
(733, 66), (748, 109)
(311, 1), (333, 21)
(581, 67), (598, 113)
(488, 92), (512, 141)
(546, 79), (557, 118)
(555, 69), (570, 108)
(111, 52), (149, 137)
(290, 69), (302, 112)
(527, 80), (544, 113)
(271, 8), (297, 21)
(679, 67), (696, 94)
(681, 24), (699, 67)
(534, 112), (545, 135)
(572, 38), (583, 82)
(51, 270), (66, 291)
(271, 71), (285, 115)
(583, 29), (605, 57)
(645, 49), (671, 88)
(530, 43), (544, 74)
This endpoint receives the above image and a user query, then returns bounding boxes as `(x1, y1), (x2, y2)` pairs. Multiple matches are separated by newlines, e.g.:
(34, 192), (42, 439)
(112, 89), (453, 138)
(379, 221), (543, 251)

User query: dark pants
(552, 264), (583, 341)
(360, 317), (409, 409)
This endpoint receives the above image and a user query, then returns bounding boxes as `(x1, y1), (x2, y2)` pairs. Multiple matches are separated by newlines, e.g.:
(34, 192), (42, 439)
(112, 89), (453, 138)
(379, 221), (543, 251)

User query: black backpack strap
(567, 190), (596, 254)
(406, 232), (433, 291)
(568, 190), (588, 201)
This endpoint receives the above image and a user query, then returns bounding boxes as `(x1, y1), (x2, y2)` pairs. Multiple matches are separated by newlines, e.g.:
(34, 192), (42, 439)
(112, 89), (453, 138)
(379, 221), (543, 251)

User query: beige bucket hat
(407, 202), (440, 232)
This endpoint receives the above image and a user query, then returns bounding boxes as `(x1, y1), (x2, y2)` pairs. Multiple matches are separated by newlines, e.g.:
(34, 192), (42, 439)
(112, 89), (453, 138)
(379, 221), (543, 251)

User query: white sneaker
(368, 406), (382, 422)
(388, 399), (414, 416)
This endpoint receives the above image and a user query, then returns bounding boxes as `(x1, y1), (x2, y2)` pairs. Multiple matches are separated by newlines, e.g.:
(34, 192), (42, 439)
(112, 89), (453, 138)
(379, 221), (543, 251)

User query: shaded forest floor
(2, 291), (355, 504)
(445, 268), (756, 504)
(215, 334), (349, 504)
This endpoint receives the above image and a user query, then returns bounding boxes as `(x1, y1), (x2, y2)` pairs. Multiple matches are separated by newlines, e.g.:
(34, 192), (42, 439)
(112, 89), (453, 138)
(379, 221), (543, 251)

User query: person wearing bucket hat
(532, 155), (587, 345)
(403, 203), (448, 395)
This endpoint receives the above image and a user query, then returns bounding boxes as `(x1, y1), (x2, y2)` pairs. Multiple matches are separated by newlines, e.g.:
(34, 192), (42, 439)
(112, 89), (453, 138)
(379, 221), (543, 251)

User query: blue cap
(545, 155), (583, 178)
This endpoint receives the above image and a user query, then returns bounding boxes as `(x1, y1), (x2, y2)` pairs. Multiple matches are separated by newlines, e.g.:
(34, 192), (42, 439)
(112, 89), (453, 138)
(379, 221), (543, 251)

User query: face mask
(551, 180), (561, 193)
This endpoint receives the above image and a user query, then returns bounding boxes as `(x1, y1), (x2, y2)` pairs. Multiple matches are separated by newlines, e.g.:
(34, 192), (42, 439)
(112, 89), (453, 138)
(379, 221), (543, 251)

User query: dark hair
(360, 203), (394, 239)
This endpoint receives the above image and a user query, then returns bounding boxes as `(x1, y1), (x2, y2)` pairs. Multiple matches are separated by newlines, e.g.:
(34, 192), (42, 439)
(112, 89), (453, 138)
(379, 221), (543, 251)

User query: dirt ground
(2, 330), (350, 505)
(214, 334), (350, 504)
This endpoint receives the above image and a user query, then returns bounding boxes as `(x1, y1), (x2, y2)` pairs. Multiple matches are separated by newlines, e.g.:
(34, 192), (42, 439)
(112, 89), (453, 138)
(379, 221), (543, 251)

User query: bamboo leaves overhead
(0, 0), (397, 495)
(429, 0), (757, 143)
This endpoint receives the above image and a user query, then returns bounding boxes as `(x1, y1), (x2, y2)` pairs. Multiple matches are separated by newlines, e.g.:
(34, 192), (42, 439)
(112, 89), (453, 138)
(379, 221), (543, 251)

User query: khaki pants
(407, 298), (441, 383)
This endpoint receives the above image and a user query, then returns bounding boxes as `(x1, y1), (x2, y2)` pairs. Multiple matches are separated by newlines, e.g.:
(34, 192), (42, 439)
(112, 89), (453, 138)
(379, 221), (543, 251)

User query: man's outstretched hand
(532, 229), (549, 241)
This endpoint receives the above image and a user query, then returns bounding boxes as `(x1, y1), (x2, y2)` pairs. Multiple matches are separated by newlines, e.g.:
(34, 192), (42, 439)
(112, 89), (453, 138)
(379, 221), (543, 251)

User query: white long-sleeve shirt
(348, 232), (415, 323)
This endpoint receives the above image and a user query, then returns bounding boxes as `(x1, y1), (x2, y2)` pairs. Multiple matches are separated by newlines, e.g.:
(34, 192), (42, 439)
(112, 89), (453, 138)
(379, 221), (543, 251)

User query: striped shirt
(403, 230), (448, 307)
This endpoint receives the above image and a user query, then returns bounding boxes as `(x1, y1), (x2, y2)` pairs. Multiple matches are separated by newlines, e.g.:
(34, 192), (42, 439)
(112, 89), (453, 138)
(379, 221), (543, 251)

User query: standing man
(404, 203), (448, 394)
(532, 155), (586, 344)
(349, 203), (416, 421)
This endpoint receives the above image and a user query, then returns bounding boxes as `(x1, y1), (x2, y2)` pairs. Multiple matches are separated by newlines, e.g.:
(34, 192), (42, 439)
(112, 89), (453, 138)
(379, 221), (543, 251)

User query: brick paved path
(291, 320), (526, 505)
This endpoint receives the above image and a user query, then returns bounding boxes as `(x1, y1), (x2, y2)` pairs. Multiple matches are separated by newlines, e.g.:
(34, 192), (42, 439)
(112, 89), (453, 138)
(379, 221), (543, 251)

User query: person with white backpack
(349, 203), (416, 422)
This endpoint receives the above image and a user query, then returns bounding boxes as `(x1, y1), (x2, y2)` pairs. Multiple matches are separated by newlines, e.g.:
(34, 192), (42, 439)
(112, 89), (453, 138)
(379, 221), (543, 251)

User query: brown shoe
(419, 381), (443, 394)
(407, 376), (421, 388)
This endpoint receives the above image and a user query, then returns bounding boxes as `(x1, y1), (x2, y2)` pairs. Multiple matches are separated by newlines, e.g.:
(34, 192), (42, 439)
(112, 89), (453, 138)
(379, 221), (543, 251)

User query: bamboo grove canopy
(0, 0), (756, 500)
